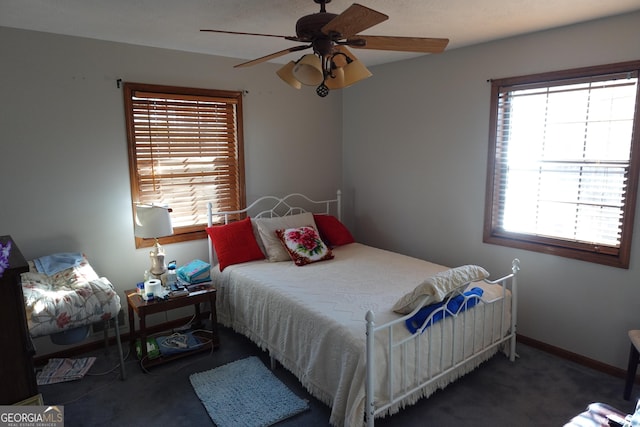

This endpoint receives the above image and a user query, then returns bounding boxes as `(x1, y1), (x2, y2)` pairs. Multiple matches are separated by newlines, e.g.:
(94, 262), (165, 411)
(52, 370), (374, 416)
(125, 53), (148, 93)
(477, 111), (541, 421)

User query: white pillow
(254, 212), (317, 262)
(392, 265), (490, 314)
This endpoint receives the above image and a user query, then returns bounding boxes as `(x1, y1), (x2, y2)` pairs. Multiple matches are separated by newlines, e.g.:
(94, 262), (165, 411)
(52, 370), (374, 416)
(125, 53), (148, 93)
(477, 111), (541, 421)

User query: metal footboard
(365, 258), (520, 426)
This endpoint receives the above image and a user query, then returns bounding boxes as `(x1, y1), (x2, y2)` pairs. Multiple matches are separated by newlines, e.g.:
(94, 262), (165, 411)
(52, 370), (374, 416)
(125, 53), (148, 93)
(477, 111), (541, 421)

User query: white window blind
(124, 83), (245, 246)
(498, 73), (637, 248)
(485, 61), (640, 268)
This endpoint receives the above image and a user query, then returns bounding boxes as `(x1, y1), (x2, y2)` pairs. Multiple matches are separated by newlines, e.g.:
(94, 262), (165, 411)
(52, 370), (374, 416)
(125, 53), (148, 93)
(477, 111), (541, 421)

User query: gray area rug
(190, 356), (309, 427)
(36, 326), (638, 426)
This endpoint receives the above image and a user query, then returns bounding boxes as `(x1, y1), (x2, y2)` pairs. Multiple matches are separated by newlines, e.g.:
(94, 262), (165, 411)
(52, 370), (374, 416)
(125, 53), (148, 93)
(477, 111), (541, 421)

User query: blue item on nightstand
(177, 259), (210, 284)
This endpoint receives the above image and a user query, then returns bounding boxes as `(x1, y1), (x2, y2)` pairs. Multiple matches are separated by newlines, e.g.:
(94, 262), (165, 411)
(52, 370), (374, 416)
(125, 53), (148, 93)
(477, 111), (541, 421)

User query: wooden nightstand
(126, 286), (219, 369)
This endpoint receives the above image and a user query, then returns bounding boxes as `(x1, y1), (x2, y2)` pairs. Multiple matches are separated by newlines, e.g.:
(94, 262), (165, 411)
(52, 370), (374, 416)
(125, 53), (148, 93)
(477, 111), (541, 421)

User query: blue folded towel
(405, 287), (484, 334)
(34, 252), (84, 276)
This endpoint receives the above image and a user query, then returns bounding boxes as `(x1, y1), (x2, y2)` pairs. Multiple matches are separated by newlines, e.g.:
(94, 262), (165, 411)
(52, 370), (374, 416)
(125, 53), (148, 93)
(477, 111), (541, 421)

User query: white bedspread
(213, 243), (510, 426)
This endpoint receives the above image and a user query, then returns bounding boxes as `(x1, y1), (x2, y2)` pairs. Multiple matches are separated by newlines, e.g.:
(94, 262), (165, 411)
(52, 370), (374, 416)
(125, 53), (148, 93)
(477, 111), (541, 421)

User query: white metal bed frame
(207, 190), (341, 265)
(364, 259), (519, 426)
(207, 190), (519, 426)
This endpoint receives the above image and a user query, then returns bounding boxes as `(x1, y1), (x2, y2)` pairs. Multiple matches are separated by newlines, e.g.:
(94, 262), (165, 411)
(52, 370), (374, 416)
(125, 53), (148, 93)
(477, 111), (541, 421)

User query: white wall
(343, 11), (640, 369)
(2, 11), (640, 369)
(0, 27), (342, 352)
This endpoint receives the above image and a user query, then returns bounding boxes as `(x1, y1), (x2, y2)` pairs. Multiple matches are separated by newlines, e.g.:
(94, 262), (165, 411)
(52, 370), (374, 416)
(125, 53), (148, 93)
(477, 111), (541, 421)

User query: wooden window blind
(484, 61), (640, 268)
(124, 83), (245, 248)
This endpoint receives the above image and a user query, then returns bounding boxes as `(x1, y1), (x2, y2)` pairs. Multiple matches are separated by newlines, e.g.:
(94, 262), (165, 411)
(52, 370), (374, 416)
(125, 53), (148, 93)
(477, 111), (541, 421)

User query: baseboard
(517, 334), (630, 380)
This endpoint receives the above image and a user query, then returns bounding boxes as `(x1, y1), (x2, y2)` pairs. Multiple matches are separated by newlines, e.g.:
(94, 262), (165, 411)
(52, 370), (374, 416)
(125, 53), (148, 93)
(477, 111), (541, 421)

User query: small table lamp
(135, 205), (173, 277)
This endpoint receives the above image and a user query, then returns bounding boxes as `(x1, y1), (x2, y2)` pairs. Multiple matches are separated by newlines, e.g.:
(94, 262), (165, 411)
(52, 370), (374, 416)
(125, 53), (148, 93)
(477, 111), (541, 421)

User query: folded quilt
(22, 256), (121, 337)
(405, 287), (484, 333)
(34, 252), (84, 276)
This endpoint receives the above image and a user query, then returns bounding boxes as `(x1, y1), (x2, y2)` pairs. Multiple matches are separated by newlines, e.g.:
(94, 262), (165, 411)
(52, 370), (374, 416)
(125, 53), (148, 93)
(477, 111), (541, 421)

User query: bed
(206, 191), (519, 427)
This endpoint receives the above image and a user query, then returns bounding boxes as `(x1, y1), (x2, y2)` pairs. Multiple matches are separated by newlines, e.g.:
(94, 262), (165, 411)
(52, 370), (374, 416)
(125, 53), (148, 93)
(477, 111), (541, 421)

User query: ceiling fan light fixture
(325, 66), (345, 89)
(331, 53), (349, 68)
(276, 61), (302, 89)
(204, 1), (449, 97)
(316, 83), (330, 97)
(341, 58), (372, 88)
(292, 54), (324, 85)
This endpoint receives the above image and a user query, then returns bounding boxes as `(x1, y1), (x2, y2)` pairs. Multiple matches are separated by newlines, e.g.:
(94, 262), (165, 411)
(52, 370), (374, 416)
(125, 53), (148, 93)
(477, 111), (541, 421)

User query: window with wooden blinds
(484, 60), (640, 268)
(124, 83), (245, 248)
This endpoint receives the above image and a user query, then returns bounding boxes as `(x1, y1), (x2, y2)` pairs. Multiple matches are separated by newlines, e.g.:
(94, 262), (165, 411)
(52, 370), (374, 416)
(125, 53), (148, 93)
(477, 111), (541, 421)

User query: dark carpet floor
(37, 325), (637, 426)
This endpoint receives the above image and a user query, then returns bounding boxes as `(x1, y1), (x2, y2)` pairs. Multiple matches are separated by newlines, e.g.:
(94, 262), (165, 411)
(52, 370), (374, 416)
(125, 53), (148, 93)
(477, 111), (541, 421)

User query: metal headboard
(207, 190), (342, 264)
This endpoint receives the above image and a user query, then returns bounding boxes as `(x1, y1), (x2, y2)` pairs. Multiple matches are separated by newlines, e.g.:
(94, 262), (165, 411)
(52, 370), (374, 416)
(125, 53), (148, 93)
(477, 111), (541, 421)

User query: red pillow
(313, 214), (355, 247)
(206, 217), (265, 271)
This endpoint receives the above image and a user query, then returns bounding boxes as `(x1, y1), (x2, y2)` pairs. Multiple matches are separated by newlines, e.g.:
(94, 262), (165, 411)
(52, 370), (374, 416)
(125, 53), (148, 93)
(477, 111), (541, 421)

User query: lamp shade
(134, 205), (173, 239)
(276, 61), (302, 89)
(325, 67), (346, 90)
(292, 54), (324, 86)
(342, 59), (373, 88)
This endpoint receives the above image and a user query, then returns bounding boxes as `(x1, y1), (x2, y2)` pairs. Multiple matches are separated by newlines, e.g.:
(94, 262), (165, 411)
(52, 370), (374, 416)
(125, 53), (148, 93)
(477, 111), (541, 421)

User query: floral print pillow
(276, 226), (334, 266)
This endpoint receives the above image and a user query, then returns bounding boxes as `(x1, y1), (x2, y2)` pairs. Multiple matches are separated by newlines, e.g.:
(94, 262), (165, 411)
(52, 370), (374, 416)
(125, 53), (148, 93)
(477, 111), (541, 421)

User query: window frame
(124, 82), (245, 249)
(483, 60), (640, 268)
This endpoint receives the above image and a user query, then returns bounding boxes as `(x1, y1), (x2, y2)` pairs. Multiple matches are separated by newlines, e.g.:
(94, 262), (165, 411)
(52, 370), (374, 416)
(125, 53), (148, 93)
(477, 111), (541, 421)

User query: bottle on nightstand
(166, 261), (177, 288)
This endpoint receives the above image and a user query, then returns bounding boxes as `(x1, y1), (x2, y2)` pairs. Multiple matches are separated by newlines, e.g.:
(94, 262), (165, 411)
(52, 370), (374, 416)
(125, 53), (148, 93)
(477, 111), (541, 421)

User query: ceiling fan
(201, 0), (449, 97)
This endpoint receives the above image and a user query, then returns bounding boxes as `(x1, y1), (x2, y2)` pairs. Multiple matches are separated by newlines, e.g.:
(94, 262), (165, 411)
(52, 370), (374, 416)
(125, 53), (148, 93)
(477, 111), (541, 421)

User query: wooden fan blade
(322, 3), (388, 39)
(234, 45), (310, 68)
(348, 35), (449, 53)
(200, 29), (296, 40)
(334, 45), (354, 56)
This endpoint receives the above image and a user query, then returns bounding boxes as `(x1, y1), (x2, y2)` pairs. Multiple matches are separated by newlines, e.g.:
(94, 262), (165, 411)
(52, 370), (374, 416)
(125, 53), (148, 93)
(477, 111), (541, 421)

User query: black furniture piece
(625, 330), (640, 400)
(0, 235), (38, 404)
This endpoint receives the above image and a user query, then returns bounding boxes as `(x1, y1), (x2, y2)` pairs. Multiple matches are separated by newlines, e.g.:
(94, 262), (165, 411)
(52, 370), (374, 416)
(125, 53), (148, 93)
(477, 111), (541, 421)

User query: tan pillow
(254, 212), (317, 262)
(392, 265), (490, 314)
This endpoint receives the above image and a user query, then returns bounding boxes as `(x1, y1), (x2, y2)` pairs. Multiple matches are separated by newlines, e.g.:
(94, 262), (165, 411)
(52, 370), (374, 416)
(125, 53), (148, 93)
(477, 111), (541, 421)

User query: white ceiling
(1, 0), (639, 67)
